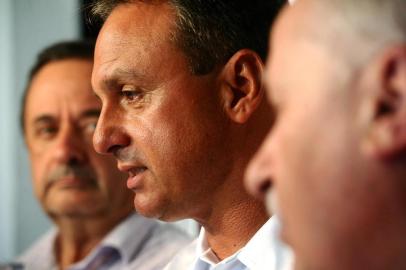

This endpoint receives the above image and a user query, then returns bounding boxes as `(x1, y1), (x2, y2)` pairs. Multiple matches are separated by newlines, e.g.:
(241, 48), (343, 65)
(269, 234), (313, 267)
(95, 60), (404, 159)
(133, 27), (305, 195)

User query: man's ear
(362, 46), (406, 160)
(220, 49), (264, 124)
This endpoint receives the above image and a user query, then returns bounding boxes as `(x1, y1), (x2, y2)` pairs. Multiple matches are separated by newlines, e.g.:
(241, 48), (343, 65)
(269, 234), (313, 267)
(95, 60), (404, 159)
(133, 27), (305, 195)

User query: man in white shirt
(166, 217), (292, 270)
(245, 0), (406, 269)
(90, 1), (292, 269)
(18, 40), (190, 270)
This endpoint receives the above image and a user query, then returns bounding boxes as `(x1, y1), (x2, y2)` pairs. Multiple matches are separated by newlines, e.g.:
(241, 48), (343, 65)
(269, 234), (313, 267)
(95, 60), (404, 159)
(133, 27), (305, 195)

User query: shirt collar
(96, 213), (158, 264)
(196, 228), (223, 265)
(45, 228), (60, 270)
(238, 216), (294, 270)
(69, 213), (158, 269)
(194, 216), (293, 270)
(194, 228), (243, 269)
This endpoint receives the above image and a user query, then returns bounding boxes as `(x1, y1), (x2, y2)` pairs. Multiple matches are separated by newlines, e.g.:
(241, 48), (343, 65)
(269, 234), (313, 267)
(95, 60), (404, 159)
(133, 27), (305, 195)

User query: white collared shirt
(164, 216), (294, 270)
(17, 213), (192, 270)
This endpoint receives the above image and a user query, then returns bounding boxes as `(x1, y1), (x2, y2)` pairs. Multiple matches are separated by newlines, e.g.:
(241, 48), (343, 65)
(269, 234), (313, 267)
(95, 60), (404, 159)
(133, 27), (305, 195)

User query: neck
(53, 212), (130, 270)
(198, 193), (269, 260)
(194, 116), (271, 260)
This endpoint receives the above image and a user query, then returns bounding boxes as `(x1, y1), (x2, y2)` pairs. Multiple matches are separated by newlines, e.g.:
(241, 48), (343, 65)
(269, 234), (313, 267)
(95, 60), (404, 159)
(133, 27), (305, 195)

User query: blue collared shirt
(18, 213), (192, 270)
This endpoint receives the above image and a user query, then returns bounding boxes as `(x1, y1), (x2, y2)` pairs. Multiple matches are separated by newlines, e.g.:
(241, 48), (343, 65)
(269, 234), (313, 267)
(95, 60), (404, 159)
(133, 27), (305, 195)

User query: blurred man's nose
(245, 141), (274, 200)
(53, 124), (87, 165)
(93, 106), (130, 156)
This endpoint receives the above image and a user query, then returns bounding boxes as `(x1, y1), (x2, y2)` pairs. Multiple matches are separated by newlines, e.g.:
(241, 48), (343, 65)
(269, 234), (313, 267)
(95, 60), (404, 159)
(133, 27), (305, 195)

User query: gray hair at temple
(303, 0), (406, 71)
(90, 0), (285, 75)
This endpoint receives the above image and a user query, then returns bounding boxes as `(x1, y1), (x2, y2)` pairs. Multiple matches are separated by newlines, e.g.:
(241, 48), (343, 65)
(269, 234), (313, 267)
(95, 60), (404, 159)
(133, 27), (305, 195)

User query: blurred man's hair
(307, 0), (406, 71)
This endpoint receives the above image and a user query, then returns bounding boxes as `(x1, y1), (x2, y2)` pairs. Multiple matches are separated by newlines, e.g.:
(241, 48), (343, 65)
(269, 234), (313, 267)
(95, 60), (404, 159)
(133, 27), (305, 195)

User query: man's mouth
(126, 167), (147, 190)
(118, 163), (148, 190)
(44, 165), (98, 195)
(52, 175), (96, 189)
(128, 166), (147, 177)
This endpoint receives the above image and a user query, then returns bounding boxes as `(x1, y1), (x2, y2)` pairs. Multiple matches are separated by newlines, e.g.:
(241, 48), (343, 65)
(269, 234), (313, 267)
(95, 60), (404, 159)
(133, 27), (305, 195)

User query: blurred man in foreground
(18, 40), (190, 270)
(90, 0), (292, 269)
(246, 0), (406, 269)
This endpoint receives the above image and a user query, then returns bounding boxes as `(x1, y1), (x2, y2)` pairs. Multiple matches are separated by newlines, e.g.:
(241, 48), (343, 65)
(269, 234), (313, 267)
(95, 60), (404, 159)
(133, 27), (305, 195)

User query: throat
(202, 199), (269, 260)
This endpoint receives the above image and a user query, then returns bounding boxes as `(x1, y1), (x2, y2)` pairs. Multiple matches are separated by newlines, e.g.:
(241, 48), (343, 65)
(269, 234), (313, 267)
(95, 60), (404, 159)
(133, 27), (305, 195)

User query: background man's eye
(84, 121), (97, 133)
(36, 126), (58, 139)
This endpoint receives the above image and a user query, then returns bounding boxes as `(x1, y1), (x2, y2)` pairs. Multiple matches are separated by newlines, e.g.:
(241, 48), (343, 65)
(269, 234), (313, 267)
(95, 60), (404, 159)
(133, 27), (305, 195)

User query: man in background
(18, 40), (190, 270)
(246, 0), (406, 269)
(90, 1), (292, 269)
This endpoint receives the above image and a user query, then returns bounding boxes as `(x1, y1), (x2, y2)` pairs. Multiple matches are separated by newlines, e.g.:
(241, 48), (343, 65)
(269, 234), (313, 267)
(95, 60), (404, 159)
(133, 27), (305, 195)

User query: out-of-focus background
(0, 0), (197, 261)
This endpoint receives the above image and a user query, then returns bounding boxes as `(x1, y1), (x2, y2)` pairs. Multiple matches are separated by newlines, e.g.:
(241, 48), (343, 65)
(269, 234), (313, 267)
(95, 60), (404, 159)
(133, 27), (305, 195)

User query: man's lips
(52, 176), (95, 189)
(127, 168), (147, 190)
(117, 163), (148, 190)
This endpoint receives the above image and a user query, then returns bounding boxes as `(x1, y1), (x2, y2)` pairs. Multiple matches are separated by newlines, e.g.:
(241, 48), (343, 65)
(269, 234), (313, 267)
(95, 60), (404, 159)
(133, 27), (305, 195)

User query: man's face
(246, 4), (380, 270)
(25, 59), (133, 219)
(92, 3), (233, 220)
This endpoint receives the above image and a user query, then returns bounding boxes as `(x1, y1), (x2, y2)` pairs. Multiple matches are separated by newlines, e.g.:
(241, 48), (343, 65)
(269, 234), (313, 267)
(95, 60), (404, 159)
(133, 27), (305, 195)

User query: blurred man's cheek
(266, 188), (280, 220)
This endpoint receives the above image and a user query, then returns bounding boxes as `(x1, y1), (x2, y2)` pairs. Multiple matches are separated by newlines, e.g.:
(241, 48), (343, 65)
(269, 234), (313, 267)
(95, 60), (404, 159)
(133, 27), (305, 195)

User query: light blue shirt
(164, 216), (294, 270)
(17, 213), (191, 270)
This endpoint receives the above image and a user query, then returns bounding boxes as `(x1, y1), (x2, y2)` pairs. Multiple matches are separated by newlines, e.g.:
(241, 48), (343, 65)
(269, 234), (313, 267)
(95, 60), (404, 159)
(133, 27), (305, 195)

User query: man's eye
(121, 85), (142, 101)
(83, 121), (97, 133)
(35, 126), (57, 138)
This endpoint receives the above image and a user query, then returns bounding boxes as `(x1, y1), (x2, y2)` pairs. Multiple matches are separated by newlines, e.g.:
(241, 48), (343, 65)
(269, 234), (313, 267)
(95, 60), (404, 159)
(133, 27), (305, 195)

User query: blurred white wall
(0, 0), (80, 261)
(0, 0), (17, 261)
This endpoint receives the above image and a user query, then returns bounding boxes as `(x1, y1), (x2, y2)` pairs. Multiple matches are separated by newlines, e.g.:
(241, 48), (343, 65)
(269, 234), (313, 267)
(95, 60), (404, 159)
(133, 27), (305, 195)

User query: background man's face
(25, 59), (133, 218)
(92, 3), (233, 221)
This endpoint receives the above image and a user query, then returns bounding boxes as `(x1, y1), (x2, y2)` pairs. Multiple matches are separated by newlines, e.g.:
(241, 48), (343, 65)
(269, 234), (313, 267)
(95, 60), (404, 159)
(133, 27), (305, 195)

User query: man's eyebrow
(81, 109), (101, 119)
(101, 68), (146, 89)
(32, 110), (100, 124)
(33, 115), (54, 125)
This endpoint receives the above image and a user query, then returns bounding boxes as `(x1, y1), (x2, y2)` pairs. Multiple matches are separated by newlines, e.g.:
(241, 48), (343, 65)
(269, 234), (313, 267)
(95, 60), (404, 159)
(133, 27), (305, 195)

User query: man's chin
(132, 195), (172, 220)
(47, 208), (106, 219)
(44, 199), (106, 219)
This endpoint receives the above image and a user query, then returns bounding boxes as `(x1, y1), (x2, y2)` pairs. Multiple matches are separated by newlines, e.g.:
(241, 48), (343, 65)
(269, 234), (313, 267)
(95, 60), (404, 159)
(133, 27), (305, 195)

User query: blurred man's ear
(219, 49), (264, 124)
(361, 45), (406, 160)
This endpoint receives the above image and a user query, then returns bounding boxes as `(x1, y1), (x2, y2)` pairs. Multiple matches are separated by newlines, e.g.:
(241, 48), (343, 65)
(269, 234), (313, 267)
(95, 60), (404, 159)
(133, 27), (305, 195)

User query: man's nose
(245, 144), (274, 200)
(93, 106), (130, 156)
(53, 125), (87, 165)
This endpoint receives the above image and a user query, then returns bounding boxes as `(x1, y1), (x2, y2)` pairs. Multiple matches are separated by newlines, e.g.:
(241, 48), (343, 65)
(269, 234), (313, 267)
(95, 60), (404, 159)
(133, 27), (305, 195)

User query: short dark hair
(91, 0), (285, 74)
(21, 39), (95, 135)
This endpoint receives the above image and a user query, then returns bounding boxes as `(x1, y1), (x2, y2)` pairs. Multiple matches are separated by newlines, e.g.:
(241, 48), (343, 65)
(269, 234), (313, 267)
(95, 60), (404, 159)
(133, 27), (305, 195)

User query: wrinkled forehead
(266, 1), (340, 99)
(267, 4), (302, 75)
(92, 2), (177, 84)
(269, 0), (330, 68)
(29, 60), (93, 96)
(273, 0), (315, 42)
(26, 60), (100, 118)
(94, 2), (175, 60)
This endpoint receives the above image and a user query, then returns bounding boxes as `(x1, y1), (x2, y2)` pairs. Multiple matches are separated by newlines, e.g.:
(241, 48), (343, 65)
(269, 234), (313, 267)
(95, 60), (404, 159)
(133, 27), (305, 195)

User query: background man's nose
(53, 125), (87, 165)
